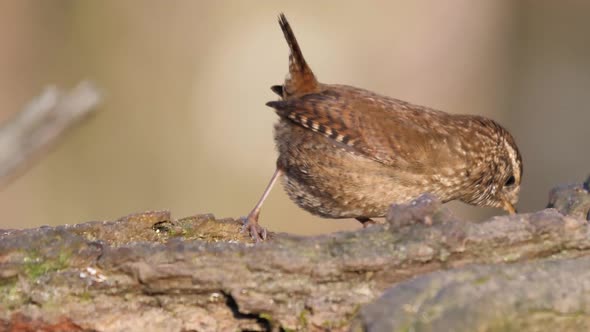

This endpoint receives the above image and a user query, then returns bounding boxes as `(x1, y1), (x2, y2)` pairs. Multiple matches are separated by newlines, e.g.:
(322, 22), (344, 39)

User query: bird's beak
(502, 199), (517, 215)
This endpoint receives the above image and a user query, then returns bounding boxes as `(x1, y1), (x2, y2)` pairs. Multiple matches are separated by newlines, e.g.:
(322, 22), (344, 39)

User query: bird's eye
(505, 175), (516, 187)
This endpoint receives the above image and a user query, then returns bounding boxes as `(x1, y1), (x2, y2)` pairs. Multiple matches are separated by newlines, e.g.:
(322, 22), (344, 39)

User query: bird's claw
(241, 215), (267, 242)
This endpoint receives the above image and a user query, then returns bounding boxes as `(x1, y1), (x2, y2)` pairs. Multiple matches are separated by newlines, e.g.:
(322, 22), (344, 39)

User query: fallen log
(0, 177), (588, 331)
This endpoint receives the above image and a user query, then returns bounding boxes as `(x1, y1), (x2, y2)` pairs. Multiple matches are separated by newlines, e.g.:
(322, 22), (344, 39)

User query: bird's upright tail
(277, 14), (319, 97)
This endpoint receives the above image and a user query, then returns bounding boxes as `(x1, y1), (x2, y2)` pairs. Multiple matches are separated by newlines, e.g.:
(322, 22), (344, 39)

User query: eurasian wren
(243, 14), (523, 241)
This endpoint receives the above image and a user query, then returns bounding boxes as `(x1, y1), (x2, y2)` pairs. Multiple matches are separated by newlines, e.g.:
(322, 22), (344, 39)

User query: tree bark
(354, 255), (590, 332)
(0, 178), (589, 332)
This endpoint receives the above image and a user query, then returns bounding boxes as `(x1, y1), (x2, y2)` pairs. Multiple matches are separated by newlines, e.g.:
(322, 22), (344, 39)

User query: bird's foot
(241, 213), (267, 242)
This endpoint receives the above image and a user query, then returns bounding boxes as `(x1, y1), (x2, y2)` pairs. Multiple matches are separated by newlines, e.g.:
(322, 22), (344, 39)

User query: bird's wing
(266, 86), (470, 171)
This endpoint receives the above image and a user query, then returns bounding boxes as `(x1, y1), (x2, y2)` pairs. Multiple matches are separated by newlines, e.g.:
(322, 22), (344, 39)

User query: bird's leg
(242, 168), (282, 242)
(356, 216), (376, 228)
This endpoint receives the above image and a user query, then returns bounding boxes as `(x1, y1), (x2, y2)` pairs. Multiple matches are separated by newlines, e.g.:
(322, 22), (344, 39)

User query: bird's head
(481, 129), (523, 214)
(495, 132), (523, 214)
(462, 121), (522, 214)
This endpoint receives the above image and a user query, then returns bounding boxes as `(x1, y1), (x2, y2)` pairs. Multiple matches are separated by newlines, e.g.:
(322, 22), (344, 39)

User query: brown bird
(243, 14), (522, 241)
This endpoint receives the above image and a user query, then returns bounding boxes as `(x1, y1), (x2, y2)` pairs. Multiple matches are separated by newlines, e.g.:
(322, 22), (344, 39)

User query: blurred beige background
(0, 1), (588, 234)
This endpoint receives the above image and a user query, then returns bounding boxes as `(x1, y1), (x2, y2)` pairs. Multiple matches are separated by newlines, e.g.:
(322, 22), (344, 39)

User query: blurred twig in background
(0, 81), (101, 187)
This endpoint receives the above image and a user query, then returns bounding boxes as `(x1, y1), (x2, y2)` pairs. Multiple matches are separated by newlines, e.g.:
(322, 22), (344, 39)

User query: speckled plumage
(272, 83), (522, 219)
(242, 14), (522, 240)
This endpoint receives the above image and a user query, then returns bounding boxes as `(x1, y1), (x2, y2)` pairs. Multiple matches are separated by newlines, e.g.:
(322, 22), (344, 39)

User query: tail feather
(270, 85), (283, 97)
(277, 13), (319, 96)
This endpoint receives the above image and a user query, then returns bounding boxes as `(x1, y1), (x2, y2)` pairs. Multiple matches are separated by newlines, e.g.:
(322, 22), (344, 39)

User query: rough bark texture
(0, 177), (589, 332)
(353, 255), (590, 332)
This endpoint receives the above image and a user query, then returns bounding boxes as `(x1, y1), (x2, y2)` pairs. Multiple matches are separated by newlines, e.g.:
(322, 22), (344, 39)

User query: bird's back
(271, 83), (495, 172)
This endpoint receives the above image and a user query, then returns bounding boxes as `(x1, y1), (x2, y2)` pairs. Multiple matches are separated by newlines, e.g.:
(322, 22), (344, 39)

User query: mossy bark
(1, 178), (589, 332)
